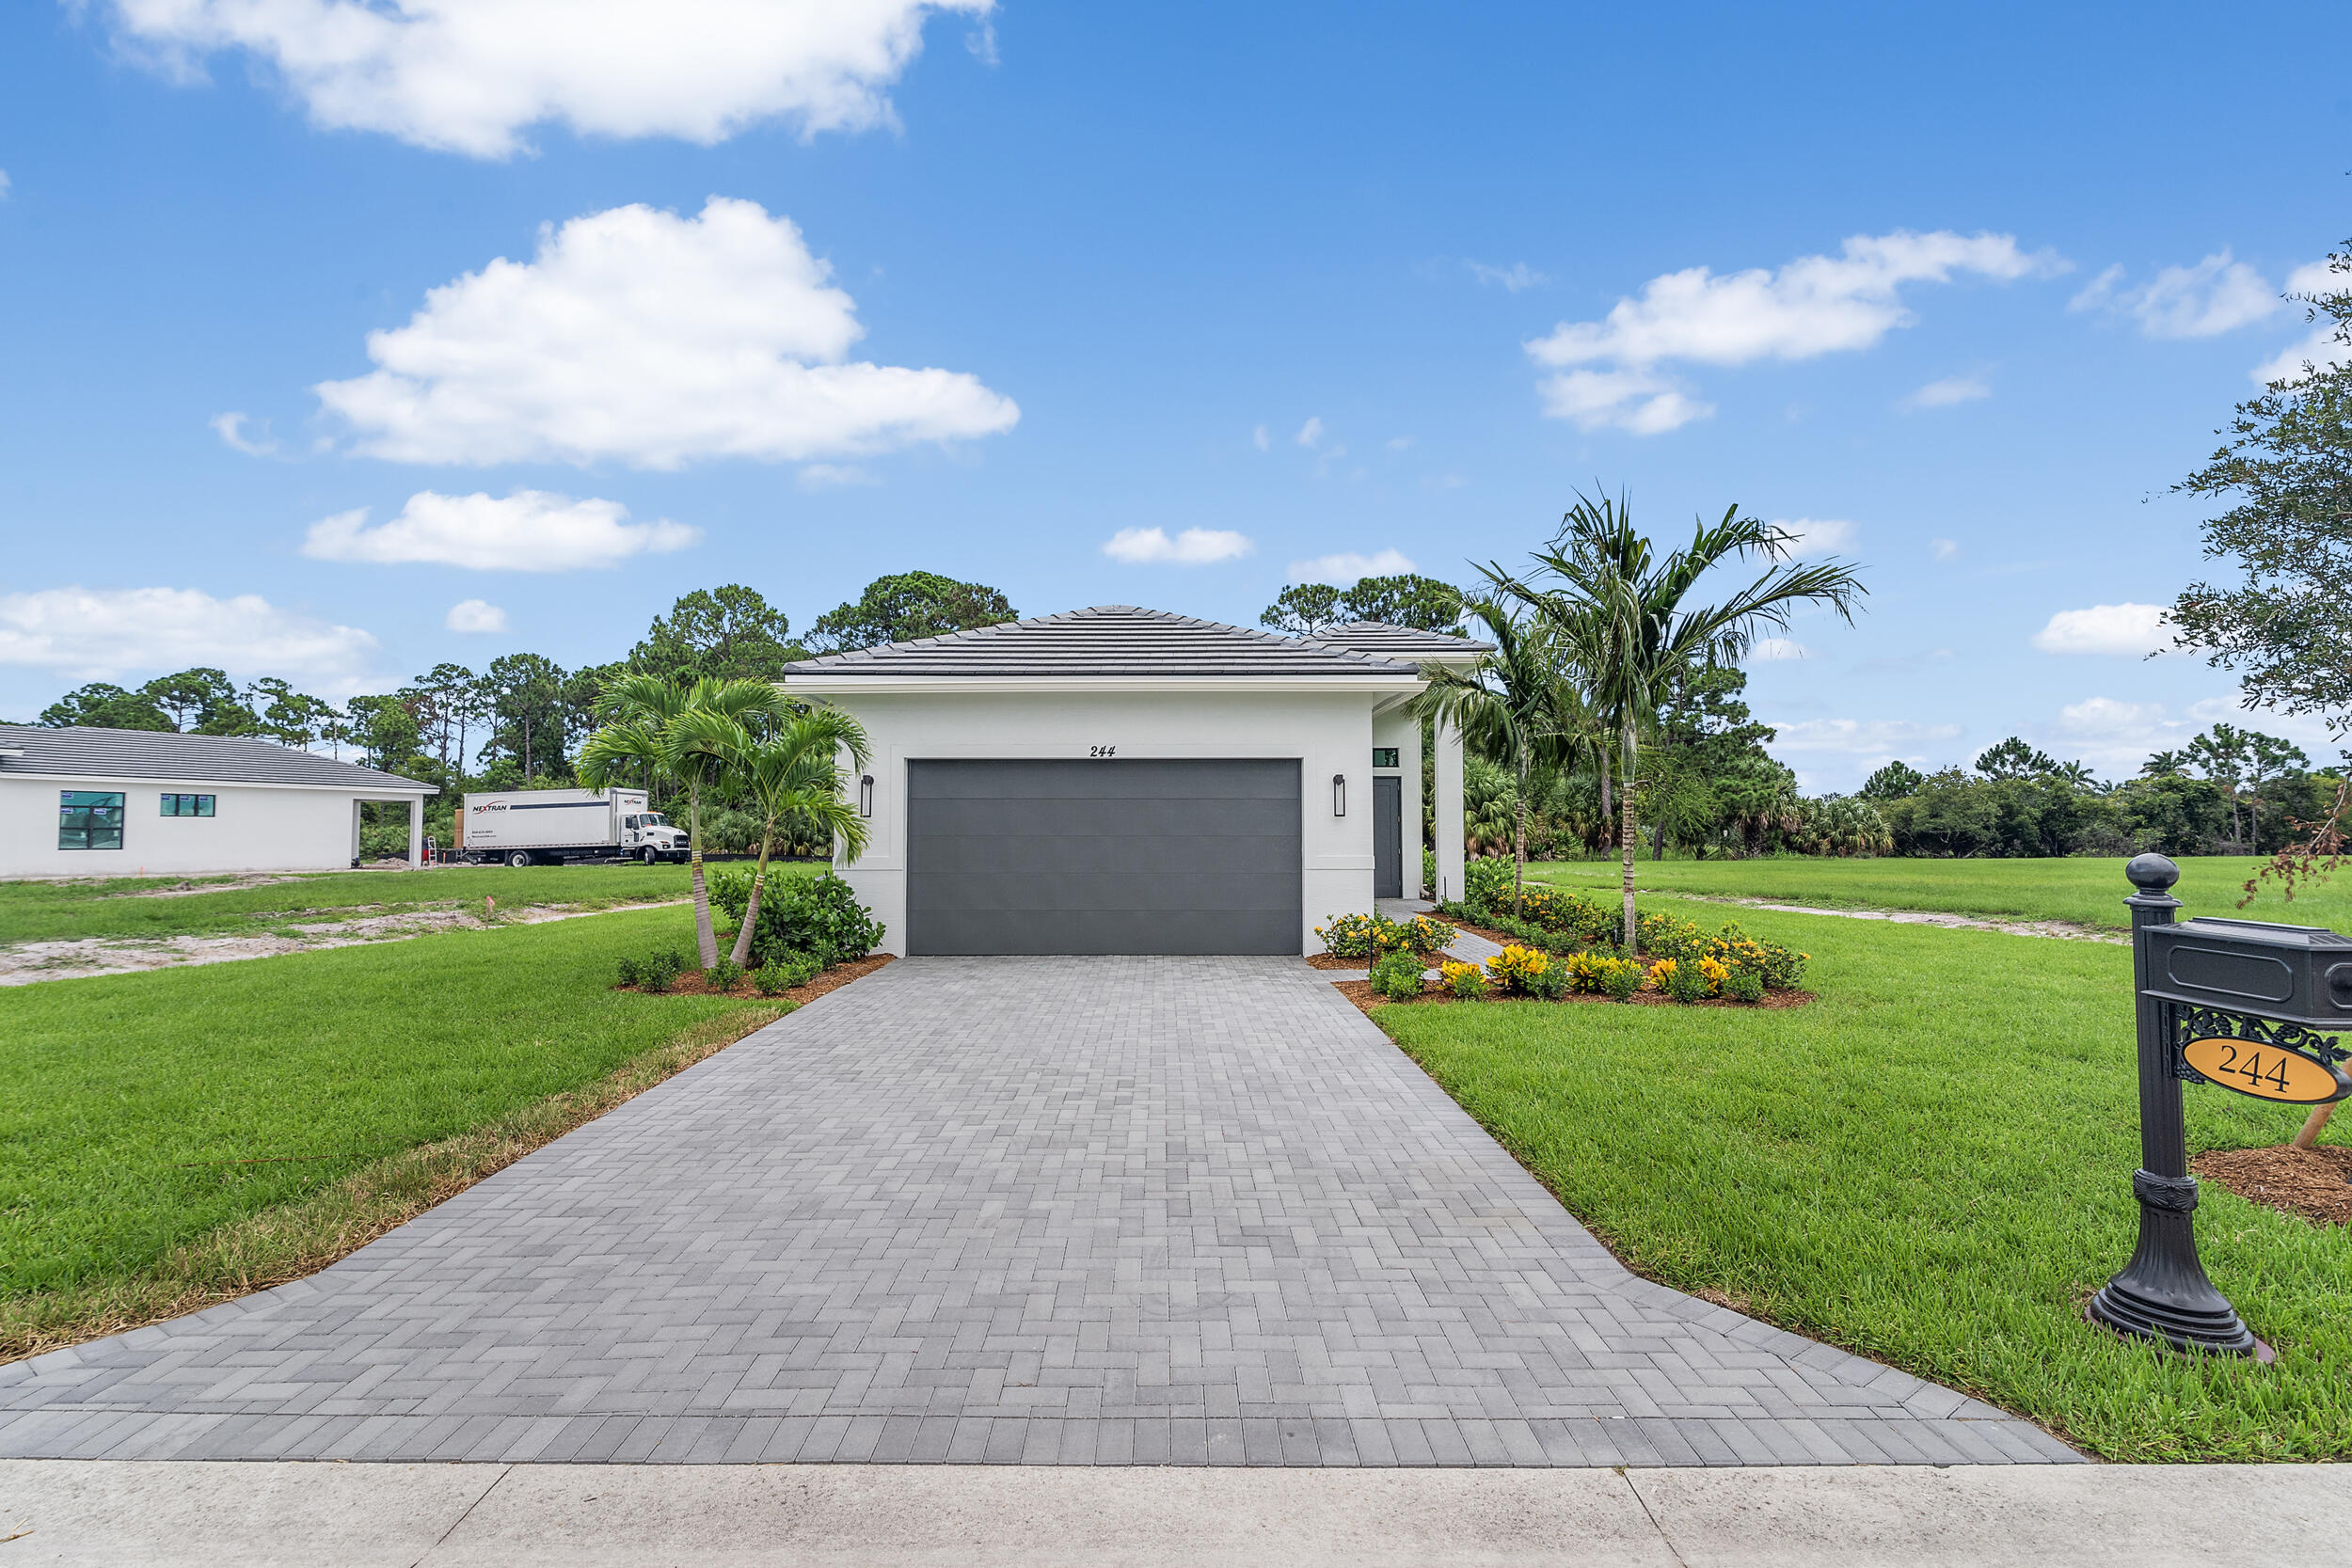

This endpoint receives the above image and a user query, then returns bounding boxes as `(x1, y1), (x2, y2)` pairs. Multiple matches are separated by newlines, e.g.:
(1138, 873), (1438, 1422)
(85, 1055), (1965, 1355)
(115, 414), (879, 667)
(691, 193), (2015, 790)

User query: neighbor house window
(1372, 748), (1400, 768)
(161, 794), (216, 817)
(59, 791), (126, 850)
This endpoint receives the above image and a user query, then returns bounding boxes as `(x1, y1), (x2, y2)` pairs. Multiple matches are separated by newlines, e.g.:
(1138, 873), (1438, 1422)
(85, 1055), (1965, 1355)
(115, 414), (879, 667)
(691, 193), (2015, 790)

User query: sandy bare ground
(1675, 893), (2129, 944)
(0, 899), (691, 987)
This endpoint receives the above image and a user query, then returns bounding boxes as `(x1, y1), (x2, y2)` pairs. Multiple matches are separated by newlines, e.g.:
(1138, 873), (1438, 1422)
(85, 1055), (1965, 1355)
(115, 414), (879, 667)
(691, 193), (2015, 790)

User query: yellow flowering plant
(1484, 943), (1550, 995)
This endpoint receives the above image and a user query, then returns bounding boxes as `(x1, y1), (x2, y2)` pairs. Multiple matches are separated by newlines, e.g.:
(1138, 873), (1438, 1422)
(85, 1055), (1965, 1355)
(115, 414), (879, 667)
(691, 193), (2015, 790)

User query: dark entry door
(906, 758), (1301, 955)
(1373, 775), (1404, 899)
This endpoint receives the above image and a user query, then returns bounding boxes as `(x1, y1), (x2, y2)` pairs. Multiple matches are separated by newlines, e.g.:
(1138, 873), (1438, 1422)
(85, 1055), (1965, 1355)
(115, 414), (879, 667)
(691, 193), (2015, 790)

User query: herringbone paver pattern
(0, 957), (2075, 1465)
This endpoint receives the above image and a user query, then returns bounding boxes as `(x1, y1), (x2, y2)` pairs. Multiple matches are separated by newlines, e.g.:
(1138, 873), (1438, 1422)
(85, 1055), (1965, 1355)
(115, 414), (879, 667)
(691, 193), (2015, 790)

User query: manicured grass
(1527, 854), (2352, 933)
(0, 904), (779, 1349)
(1376, 896), (2352, 1462)
(0, 863), (813, 945)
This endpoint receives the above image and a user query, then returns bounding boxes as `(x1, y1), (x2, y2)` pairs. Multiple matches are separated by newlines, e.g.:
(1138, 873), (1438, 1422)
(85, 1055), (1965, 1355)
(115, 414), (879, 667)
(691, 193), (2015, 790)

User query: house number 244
(1089, 745), (1118, 757)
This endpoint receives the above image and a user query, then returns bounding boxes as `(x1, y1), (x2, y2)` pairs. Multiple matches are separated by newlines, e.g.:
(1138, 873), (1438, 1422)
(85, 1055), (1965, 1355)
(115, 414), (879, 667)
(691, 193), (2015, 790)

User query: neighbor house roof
(779, 605), (1432, 682)
(1307, 621), (1493, 663)
(0, 725), (435, 793)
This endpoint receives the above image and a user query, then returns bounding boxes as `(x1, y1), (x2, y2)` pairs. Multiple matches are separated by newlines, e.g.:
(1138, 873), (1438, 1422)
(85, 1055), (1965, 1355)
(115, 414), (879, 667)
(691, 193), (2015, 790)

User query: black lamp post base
(2085, 1288), (2272, 1361)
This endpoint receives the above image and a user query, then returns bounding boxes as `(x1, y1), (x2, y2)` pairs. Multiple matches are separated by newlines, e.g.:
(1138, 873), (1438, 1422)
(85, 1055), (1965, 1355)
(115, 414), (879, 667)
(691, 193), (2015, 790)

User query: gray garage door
(906, 758), (1301, 955)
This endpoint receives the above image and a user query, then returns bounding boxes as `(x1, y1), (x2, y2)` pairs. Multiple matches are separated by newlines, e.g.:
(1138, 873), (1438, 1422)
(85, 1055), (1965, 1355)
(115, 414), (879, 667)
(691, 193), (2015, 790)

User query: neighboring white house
(0, 725), (437, 879)
(777, 606), (1486, 956)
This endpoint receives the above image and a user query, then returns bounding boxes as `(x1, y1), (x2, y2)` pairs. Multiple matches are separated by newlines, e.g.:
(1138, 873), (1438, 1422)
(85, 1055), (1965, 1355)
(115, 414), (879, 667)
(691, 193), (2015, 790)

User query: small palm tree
(1495, 494), (1867, 948)
(1408, 596), (1600, 914)
(721, 708), (873, 968)
(579, 673), (787, 967)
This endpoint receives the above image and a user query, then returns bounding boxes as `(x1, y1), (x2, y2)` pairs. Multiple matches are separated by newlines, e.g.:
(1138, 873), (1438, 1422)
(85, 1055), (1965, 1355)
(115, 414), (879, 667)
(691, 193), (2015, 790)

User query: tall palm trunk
(688, 779), (717, 967)
(728, 819), (773, 969)
(1513, 750), (1530, 914)
(1619, 732), (1639, 950)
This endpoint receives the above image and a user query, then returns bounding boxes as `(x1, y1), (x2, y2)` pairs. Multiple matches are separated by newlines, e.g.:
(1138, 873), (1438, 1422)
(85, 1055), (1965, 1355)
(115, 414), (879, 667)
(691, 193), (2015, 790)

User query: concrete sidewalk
(3, 1460), (2344, 1566)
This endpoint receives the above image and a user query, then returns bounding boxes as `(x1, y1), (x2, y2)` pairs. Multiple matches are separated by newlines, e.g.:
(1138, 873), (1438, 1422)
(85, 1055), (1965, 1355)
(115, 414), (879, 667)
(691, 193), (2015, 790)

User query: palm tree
(579, 673), (787, 967)
(721, 708), (873, 969)
(1407, 596), (1600, 915)
(1493, 494), (1867, 948)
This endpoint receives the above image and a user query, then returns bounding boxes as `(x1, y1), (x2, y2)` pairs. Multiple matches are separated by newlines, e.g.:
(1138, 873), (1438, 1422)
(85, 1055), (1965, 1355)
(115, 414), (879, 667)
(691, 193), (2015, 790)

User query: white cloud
(1767, 718), (1962, 755)
(797, 463), (878, 490)
(0, 587), (378, 683)
(1900, 374), (1990, 410)
(1251, 424), (1270, 451)
(2250, 269), (2351, 386)
(1931, 538), (1960, 562)
(1525, 230), (2056, 433)
(301, 489), (699, 571)
(2030, 603), (2173, 657)
(0, 169), (10, 198)
(312, 197), (1018, 469)
(1100, 527), (1254, 566)
(1772, 517), (1855, 557)
(2070, 250), (2281, 338)
(1468, 261), (1548, 292)
(1295, 416), (1325, 448)
(444, 598), (510, 634)
(1748, 638), (1808, 661)
(99, 0), (991, 158)
(1384, 436), (1415, 452)
(2056, 696), (2168, 737)
(1287, 548), (1417, 585)
(209, 411), (278, 455)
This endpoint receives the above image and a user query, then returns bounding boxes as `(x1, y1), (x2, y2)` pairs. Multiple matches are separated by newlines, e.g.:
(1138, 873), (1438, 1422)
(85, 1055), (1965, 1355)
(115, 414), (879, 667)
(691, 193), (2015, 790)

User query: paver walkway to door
(0, 958), (2075, 1466)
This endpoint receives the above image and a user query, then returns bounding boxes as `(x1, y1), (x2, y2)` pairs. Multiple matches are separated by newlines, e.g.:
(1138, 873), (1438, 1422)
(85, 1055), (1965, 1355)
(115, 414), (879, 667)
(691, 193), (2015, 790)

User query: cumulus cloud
(1748, 638), (1808, 661)
(312, 197), (1019, 469)
(210, 411), (278, 455)
(1772, 517), (1856, 557)
(1768, 718), (1963, 755)
(1900, 374), (1990, 410)
(1468, 260), (1548, 292)
(2250, 262), (2352, 386)
(2031, 603), (2173, 657)
(797, 463), (878, 490)
(98, 0), (991, 158)
(0, 587), (378, 682)
(1287, 548), (1416, 585)
(1525, 230), (2057, 433)
(1101, 527), (1254, 566)
(2069, 250), (2281, 338)
(301, 490), (700, 571)
(444, 598), (510, 634)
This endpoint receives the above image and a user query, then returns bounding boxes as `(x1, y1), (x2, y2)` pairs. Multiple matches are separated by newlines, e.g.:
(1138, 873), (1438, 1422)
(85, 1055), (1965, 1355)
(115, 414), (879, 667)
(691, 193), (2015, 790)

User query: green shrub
(1441, 959), (1487, 999)
(1600, 958), (1643, 1002)
(1702, 923), (1808, 990)
(1464, 857), (1514, 911)
(1369, 950), (1425, 1001)
(705, 957), (744, 992)
(1315, 912), (1379, 958)
(1524, 961), (1569, 1001)
(1661, 957), (1714, 1004)
(710, 873), (884, 967)
(1636, 911), (1711, 964)
(635, 946), (685, 994)
(615, 955), (643, 987)
(1400, 915), (1456, 955)
(1724, 968), (1765, 1004)
(753, 962), (793, 997)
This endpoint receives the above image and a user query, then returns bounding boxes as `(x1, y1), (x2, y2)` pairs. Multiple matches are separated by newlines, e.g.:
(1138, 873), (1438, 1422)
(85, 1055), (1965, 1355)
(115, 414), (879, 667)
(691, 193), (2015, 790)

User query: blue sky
(1, 1), (2345, 788)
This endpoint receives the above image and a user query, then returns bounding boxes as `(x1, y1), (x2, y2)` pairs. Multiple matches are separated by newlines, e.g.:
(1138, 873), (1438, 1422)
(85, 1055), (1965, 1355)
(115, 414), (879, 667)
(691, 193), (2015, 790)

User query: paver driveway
(0, 957), (2075, 1466)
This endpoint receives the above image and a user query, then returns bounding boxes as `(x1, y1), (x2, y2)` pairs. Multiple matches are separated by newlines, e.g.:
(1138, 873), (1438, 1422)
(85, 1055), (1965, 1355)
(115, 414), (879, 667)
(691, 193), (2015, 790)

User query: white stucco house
(0, 725), (437, 879)
(777, 606), (1486, 956)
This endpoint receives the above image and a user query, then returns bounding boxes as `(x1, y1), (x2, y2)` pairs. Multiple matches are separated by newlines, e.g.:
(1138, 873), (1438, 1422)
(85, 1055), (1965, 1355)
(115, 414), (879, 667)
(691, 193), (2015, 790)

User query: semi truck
(448, 787), (690, 866)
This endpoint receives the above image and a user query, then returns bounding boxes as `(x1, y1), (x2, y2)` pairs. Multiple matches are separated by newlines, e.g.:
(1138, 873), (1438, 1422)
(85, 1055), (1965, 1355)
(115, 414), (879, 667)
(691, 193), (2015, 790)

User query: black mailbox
(2140, 917), (2352, 1029)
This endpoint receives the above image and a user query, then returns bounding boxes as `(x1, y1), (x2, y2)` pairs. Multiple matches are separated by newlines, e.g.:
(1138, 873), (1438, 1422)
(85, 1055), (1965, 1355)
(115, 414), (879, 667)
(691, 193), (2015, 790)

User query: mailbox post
(2089, 854), (2352, 1357)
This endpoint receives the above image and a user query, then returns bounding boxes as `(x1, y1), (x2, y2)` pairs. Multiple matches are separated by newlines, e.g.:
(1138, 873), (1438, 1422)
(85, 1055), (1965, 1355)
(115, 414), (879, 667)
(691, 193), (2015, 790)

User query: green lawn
(0, 904), (773, 1323)
(1526, 854), (2352, 933)
(0, 863), (737, 945)
(1377, 895), (2352, 1462)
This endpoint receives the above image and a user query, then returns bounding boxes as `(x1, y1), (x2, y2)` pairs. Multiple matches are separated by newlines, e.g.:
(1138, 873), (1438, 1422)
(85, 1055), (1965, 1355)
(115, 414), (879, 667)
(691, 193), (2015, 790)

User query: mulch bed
(1330, 977), (1813, 1017)
(2193, 1143), (2352, 1226)
(616, 953), (896, 1006)
(1305, 951), (1377, 970)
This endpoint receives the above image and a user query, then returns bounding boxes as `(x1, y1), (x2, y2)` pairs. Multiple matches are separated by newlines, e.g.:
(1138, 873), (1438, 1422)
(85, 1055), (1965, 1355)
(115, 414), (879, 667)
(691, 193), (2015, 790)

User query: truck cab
(621, 810), (689, 863)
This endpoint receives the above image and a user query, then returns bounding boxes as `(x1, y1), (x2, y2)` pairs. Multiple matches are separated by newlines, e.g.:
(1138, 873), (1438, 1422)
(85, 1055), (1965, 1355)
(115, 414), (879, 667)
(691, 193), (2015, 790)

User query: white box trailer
(450, 787), (689, 866)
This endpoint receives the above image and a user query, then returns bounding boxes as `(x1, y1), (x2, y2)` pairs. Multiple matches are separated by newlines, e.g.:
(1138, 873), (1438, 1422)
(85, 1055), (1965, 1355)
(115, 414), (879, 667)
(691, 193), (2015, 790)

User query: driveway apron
(0, 957), (2074, 1465)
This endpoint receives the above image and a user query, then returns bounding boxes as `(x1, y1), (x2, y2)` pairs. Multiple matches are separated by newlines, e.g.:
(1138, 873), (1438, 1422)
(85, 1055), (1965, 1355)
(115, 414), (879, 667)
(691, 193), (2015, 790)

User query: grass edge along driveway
(1375, 896), (2352, 1463)
(1, 906), (783, 1364)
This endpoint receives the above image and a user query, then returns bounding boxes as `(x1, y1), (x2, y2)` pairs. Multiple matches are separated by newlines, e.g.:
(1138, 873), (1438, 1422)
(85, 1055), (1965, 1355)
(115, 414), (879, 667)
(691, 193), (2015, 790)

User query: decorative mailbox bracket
(2088, 856), (2352, 1360)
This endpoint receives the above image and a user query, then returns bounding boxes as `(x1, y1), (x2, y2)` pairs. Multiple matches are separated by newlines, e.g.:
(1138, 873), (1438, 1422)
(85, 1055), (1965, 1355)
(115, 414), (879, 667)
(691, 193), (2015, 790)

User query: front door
(1373, 775), (1403, 899)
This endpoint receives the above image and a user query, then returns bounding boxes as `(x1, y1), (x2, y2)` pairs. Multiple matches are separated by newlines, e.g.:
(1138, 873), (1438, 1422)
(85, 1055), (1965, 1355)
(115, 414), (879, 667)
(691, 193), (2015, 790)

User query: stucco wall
(0, 776), (419, 879)
(824, 689), (1387, 955)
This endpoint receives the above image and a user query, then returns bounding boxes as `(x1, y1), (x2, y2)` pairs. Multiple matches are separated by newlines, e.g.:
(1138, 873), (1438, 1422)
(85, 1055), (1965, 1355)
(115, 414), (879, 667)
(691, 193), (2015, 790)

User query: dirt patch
(2194, 1144), (2352, 1226)
(1304, 951), (1376, 970)
(1659, 894), (2126, 944)
(618, 953), (896, 1007)
(108, 874), (315, 899)
(1331, 978), (1814, 1016)
(0, 899), (692, 987)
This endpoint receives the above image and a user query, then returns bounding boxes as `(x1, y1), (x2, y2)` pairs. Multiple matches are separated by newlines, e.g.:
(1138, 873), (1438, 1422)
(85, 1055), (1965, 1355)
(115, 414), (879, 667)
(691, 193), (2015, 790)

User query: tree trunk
(729, 820), (771, 969)
(1513, 751), (1529, 916)
(688, 779), (718, 968)
(1651, 817), (1664, 862)
(1619, 745), (1638, 951)
(2293, 1103), (2334, 1150)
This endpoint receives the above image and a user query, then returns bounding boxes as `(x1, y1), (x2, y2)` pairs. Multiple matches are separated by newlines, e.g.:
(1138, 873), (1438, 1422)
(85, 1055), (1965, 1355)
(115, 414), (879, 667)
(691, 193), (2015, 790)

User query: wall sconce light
(1332, 773), (1347, 816)
(859, 774), (875, 818)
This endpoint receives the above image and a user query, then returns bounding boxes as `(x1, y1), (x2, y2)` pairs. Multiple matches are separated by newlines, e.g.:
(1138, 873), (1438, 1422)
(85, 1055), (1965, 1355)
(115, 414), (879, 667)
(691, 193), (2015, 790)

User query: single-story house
(777, 605), (1487, 956)
(0, 724), (437, 879)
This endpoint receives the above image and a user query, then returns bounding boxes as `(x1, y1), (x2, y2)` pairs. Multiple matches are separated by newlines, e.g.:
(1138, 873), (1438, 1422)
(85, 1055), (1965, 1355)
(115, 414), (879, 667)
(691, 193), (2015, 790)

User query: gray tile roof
(0, 725), (435, 792)
(778, 605), (1427, 679)
(1308, 621), (1494, 659)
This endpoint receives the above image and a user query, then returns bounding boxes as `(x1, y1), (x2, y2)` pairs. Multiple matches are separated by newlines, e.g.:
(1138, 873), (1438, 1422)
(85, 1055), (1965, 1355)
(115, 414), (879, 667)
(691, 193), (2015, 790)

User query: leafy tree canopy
(1974, 736), (2061, 780)
(137, 667), (257, 735)
(1261, 574), (1465, 636)
(630, 584), (805, 685)
(38, 682), (171, 731)
(2169, 238), (2352, 730)
(1859, 760), (1926, 800)
(806, 572), (1016, 655)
